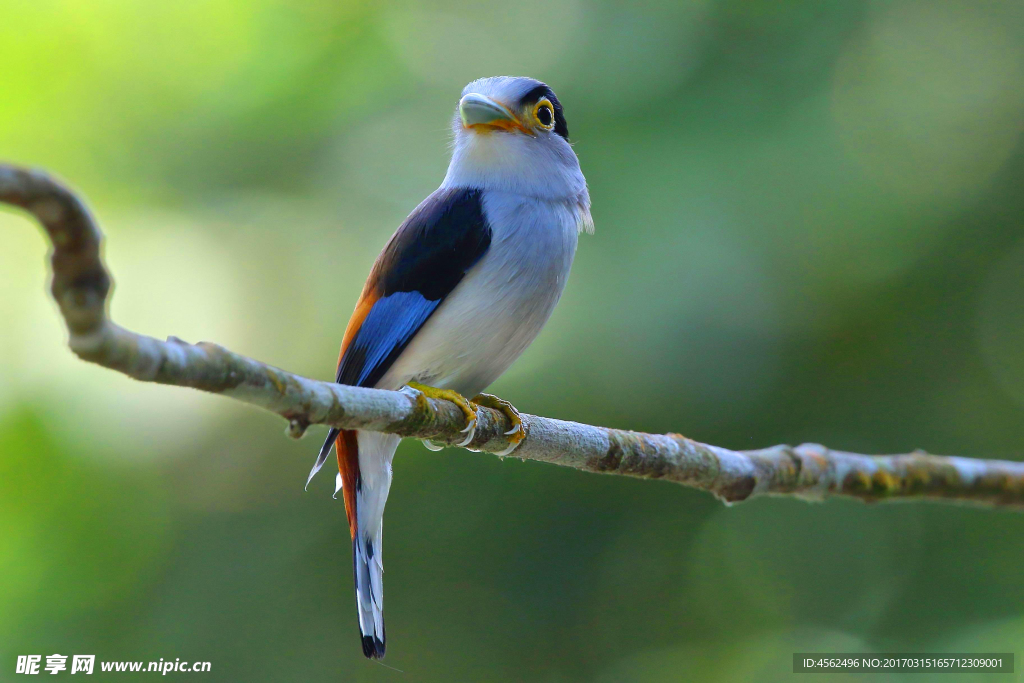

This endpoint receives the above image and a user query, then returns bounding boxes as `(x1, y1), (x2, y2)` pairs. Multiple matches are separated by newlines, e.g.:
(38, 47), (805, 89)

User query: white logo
(15, 656), (41, 675)
(44, 655), (68, 675)
(71, 656), (95, 675)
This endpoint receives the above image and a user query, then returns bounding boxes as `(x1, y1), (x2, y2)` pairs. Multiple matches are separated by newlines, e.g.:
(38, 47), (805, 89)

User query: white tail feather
(352, 431), (397, 659)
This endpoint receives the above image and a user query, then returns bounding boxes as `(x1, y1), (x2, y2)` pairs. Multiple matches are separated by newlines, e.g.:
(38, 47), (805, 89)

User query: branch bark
(4, 162), (1024, 508)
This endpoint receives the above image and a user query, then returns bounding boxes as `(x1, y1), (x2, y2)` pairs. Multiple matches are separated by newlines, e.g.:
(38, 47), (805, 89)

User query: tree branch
(4, 162), (1024, 508)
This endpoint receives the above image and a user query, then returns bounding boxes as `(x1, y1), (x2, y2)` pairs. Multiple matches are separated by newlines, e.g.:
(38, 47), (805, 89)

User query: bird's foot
(471, 393), (525, 456)
(406, 381), (478, 447)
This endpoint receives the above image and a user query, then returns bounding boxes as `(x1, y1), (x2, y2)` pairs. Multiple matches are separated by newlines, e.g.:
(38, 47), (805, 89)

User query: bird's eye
(534, 100), (554, 129)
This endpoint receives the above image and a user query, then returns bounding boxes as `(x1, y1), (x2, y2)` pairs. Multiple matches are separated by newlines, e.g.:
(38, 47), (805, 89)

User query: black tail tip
(362, 635), (386, 660)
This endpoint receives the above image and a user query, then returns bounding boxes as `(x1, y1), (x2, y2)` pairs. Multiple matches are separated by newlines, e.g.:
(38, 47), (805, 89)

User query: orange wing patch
(338, 288), (379, 368)
(336, 429), (360, 539)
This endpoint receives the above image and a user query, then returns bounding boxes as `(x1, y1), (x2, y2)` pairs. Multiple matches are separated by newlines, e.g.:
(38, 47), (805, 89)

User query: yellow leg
(406, 381), (478, 447)
(471, 392), (525, 456)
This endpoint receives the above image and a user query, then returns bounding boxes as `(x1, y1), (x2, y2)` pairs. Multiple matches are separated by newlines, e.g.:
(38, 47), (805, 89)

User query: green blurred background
(3, 0), (1024, 680)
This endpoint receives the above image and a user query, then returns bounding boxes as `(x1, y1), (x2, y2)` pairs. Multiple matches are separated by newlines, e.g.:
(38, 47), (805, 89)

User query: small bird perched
(306, 76), (592, 660)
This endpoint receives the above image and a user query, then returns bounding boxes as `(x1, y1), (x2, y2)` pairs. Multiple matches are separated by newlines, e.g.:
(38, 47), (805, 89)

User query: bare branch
(4, 162), (1024, 508)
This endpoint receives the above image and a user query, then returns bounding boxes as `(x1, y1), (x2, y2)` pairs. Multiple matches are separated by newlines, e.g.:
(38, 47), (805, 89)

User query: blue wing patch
(306, 292), (439, 487)
(340, 291), (440, 387)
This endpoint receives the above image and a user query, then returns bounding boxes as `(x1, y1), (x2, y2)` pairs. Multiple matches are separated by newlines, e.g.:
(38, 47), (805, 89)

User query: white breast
(377, 190), (580, 397)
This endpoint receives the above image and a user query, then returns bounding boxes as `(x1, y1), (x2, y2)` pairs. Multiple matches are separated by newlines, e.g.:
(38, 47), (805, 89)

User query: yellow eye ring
(533, 99), (555, 130)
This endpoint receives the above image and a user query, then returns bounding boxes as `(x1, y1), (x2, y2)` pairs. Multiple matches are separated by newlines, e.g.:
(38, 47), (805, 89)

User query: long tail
(327, 428), (397, 660)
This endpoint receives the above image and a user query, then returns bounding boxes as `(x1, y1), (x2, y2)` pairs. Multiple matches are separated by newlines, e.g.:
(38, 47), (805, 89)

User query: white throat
(442, 127), (591, 223)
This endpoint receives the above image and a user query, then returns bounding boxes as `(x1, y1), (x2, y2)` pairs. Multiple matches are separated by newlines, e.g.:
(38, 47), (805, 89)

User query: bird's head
(457, 78), (569, 139)
(444, 76), (589, 212)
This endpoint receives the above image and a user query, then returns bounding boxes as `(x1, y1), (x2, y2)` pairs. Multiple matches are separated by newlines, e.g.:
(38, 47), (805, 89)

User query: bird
(305, 76), (592, 660)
